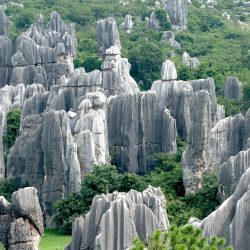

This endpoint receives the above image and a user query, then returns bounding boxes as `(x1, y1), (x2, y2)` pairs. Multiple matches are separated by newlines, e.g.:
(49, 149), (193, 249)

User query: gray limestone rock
(190, 77), (217, 125)
(120, 14), (133, 33)
(0, 7), (9, 36)
(11, 187), (43, 235)
(218, 147), (250, 202)
(146, 12), (160, 30)
(0, 10), (76, 89)
(101, 46), (140, 96)
(108, 91), (177, 173)
(182, 52), (199, 68)
(224, 77), (242, 100)
(182, 90), (212, 193)
(7, 111), (81, 224)
(162, 31), (181, 49)
(189, 167), (250, 250)
(67, 186), (169, 250)
(97, 17), (121, 56)
(243, 2), (250, 7)
(207, 114), (245, 172)
(161, 59), (177, 81)
(0, 187), (43, 250)
(74, 92), (110, 175)
(164, 0), (188, 29)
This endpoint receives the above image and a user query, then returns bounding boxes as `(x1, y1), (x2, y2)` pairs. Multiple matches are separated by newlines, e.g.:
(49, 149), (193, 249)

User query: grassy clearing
(39, 229), (71, 250)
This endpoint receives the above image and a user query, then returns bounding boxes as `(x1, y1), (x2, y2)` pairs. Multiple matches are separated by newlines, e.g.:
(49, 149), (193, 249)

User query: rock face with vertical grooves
(7, 111), (81, 224)
(0, 187), (44, 250)
(74, 92), (110, 176)
(108, 91), (177, 173)
(146, 12), (160, 30)
(207, 114), (245, 172)
(182, 52), (199, 68)
(218, 147), (250, 202)
(101, 45), (140, 96)
(182, 90), (212, 193)
(66, 186), (169, 250)
(120, 14), (133, 33)
(0, 9), (76, 89)
(189, 167), (250, 250)
(97, 17), (121, 56)
(164, 0), (188, 29)
(224, 77), (242, 100)
(151, 61), (219, 141)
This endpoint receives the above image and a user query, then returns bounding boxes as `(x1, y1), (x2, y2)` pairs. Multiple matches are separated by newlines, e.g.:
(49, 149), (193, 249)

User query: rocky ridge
(0, 187), (43, 250)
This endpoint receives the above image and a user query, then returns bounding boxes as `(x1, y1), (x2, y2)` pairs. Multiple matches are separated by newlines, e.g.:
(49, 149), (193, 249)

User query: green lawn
(40, 229), (71, 250)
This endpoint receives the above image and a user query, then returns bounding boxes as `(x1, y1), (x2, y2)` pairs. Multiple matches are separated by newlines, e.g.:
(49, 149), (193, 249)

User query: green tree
(129, 41), (163, 90)
(155, 9), (171, 30)
(0, 178), (27, 202)
(132, 225), (233, 250)
(3, 108), (21, 149)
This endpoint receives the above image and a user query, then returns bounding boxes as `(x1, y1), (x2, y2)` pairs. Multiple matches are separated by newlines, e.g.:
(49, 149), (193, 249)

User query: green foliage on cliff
(0, 178), (27, 201)
(54, 138), (219, 234)
(3, 108), (21, 149)
(132, 224), (233, 250)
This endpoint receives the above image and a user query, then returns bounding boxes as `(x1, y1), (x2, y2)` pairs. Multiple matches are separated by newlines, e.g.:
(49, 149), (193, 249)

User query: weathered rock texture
(182, 91), (212, 193)
(97, 17), (121, 56)
(189, 167), (250, 250)
(0, 9), (76, 89)
(164, 0), (188, 29)
(120, 14), (133, 33)
(7, 110), (81, 224)
(218, 147), (250, 202)
(151, 61), (218, 140)
(224, 77), (242, 100)
(0, 83), (45, 179)
(108, 91), (177, 173)
(162, 31), (181, 49)
(0, 187), (44, 250)
(182, 52), (199, 68)
(66, 186), (169, 250)
(74, 92), (110, 175)
(207, 114), (245, 172)
(146, 12), (160, 30)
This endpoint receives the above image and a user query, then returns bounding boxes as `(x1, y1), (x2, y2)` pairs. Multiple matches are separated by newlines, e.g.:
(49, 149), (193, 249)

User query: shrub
(0, 178), (27, 202)
(132, 225), (233, 250)
(155, 8), (171, 30)
(3, 108), (21, 149)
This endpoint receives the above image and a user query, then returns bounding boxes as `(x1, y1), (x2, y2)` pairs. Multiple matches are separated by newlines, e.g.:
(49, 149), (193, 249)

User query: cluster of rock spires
(1, 7), (250, 250)
(66, 186), (169, 250)
(0, 187), (44, 250)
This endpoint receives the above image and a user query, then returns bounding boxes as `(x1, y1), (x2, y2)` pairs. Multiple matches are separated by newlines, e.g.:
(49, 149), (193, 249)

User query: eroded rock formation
(164, 0), (188, 29)
(66, 186), (169, 250)
(182, 52), (199, 68)
(0, 187), (44, 250)
(7, 110), (81, 224)
(120, 14), (133, 33)
(224, 77), (242, 100)
(0, 9), (76, 89)
(108, 91), (177, 173)
(189, 167), (250, 250)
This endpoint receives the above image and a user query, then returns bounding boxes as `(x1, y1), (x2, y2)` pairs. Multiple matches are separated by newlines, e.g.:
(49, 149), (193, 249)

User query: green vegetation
(0, 242), (4, 250)
(0, 178), (26, 201)
(3, 108), (21, 149)
(39, 229), (71, 250)
(54, 138), (219, 233)
(132, 225), (233, 250)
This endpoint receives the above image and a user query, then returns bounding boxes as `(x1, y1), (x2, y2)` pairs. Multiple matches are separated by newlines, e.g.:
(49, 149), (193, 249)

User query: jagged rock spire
(161, 59), (177, 81)
(0, 7), (9, 36)
(96, 17), (121, 56)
